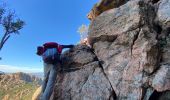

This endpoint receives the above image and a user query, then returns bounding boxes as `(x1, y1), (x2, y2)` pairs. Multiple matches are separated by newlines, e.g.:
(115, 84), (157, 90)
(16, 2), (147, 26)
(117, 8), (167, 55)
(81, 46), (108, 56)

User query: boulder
(52, 0), (170, 99)
(88, 0), (145, 45)
(89, 0), (160, 99)
(53, 45), (116, 100)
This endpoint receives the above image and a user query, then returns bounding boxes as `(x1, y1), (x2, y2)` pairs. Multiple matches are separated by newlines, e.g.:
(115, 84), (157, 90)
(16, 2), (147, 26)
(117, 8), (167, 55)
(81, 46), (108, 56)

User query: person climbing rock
(36, 42), (74, 100)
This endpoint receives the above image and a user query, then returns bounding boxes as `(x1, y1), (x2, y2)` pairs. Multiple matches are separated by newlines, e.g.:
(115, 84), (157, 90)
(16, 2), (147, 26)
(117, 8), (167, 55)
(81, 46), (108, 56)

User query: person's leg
(40, 63), (51, 99)
(42, 63), (59, 100)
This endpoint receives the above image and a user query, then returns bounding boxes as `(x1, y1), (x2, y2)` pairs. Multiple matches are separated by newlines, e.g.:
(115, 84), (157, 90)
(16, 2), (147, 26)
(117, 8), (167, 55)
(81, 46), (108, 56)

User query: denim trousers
(41, 62), (59, 100)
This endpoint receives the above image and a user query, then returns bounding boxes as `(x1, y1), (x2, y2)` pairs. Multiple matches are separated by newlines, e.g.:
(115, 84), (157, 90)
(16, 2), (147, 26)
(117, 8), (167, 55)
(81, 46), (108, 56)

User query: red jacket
(36, 42), (74, 56)
(43, 42), (63, 53)
(37, 42), (62, 56)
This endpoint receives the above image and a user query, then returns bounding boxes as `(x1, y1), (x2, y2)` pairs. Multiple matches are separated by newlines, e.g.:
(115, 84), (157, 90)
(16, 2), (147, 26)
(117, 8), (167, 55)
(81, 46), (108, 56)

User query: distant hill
(29, 72), (43, 79)
(0, 72), (42, 100)
(0, 71), (5, 75)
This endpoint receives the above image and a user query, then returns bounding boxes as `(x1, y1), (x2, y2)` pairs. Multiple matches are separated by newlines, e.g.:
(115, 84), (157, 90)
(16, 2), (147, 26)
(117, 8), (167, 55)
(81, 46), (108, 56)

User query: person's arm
(61, 45), (74, 49)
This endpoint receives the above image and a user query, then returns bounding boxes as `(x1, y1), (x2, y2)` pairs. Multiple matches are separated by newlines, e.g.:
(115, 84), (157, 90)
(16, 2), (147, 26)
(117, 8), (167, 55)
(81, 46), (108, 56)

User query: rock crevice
(53, 0), (170, 99)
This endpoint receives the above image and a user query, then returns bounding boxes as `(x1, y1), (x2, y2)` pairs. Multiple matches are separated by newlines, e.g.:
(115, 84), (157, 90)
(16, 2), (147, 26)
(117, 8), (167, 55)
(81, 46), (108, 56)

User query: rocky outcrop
(157, 0), (170, 28)
(87, 0), (128, 20)
(152, 65), (170, 92)
(53, 45), (116, 100)
(53, 0), (170, 100)
(0, 72), (42, 84)
(0, 72), (42, 100)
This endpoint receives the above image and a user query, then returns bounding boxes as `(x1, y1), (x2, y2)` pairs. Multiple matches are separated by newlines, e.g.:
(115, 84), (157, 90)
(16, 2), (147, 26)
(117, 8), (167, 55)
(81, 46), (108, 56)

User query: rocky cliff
(53, 0), (170, 100)
(0, 72), (42, 100)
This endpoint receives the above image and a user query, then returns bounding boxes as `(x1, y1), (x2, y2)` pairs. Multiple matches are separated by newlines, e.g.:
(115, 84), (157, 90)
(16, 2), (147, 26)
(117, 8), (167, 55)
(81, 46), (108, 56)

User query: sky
(0, 0), (98, 73)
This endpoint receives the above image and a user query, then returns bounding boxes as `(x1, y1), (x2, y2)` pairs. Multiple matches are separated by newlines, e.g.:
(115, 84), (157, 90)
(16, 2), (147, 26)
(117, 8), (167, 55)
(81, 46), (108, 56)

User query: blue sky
(0, 0), (98, 73)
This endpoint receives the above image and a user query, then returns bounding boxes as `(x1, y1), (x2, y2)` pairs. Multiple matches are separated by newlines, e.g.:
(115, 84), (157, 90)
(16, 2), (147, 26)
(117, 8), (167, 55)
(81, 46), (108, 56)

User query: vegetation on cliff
(0, 72), (42, 100)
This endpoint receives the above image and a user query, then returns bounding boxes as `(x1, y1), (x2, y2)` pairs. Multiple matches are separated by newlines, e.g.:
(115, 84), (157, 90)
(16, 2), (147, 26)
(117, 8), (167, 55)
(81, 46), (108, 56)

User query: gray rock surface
(53, 45), (115, 100)
(157, 0), (170, 28)
(152, 65), (170, 92)
(89, 0), (159, 99)
(88, 0), (144, 45)
(52, 0), (170, 100)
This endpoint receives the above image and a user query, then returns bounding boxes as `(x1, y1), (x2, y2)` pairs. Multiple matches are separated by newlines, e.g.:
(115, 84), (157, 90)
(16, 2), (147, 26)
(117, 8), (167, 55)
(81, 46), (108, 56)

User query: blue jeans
(41, 62), (59, 100)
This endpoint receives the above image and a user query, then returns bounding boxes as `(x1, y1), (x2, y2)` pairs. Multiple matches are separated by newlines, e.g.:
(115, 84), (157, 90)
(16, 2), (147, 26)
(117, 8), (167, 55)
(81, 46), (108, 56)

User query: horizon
(0, 0), (98, 73)
(0, 64), (43, 73)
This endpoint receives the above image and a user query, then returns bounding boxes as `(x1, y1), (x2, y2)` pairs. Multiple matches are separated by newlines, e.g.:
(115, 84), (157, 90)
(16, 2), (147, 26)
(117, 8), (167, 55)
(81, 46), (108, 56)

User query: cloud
(0, 65), (43, 73)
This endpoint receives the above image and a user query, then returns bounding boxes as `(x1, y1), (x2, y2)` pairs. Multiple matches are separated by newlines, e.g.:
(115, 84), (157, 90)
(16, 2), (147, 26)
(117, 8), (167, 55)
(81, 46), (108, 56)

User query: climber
(36, 42), (74, 100)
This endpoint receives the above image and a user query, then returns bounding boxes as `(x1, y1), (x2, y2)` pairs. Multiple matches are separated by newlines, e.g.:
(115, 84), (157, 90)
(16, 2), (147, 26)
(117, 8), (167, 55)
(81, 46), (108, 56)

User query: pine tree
(0, 5), (25, 59)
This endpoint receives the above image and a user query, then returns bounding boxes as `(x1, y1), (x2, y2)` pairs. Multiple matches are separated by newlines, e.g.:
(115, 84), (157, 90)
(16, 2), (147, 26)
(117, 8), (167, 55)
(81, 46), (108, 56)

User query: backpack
(42, 48), (61, 64)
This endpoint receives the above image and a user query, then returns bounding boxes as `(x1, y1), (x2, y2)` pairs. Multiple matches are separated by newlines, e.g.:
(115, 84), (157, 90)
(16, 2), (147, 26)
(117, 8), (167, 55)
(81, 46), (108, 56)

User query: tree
(0, 6), (25, 51)
(77, 24), (91, 46)
(77, 24), (89, 42)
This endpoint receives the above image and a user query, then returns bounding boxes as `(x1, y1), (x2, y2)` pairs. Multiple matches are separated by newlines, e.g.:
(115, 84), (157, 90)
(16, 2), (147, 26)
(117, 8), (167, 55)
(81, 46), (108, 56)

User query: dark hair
(36, 46), (44, 55)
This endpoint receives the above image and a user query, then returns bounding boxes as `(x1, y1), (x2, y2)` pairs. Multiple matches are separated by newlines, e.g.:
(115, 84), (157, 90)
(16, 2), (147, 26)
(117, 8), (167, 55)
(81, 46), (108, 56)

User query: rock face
(152, 65), (170, 92)
(157, 0), (170, 28)
(53, 45), (116, 100)
(87, 0), (128, 20)
(53, 0), (170, 100)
